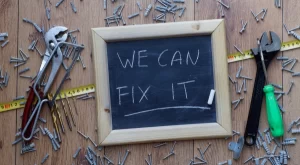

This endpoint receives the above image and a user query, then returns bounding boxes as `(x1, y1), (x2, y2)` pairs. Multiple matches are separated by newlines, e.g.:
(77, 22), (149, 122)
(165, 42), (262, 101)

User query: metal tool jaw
(251, 31), (281, 64)
(244, 31), (281, 146)
(43, 26), (68, 95)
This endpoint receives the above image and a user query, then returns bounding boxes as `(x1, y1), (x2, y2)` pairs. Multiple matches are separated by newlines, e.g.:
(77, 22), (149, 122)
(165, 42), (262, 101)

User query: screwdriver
(258, 39), (284, 137)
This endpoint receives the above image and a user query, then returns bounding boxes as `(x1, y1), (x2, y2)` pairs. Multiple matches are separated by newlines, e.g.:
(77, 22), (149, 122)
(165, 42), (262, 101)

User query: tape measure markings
(0, 84), (96, 113)
(228, 40), (300, 63)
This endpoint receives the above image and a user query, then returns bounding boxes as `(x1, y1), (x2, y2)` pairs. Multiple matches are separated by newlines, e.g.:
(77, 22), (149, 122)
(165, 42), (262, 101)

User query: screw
(282, 68), (294, 73)
(85, 155), (94, 165)
(39, 125), (46, 135)
(255, 9), (265, 17)
(271, 83), (283, 89)
(251, 10), (259, 22)
(290, 59), (298, 70)
(55, 0), (65, 7)
(282, 58), (295, 67)
(136, 1), (142, 11)
(104, 155), (114, 164)
(236, 66), (242, 78)
(154, 142), (167, 148)
(77, 130), (89, 139)
(104, 0), (107, 9)
(262, 142), (271, 154)
(0, 32), (8, 37)
(170, 141), (176, 153)
(39, 117), (47, 123)
(163, 152), (174, 160)
(276, 93), (283, 101)
(228, 76), (235, 84)
(218, 161), (228, 165)
(128, 12), (140, 19)
(70, 2), (77, 13)
(179, 7), (186, 17)
(121, 150), (130, 165)
(14, 96), (25, 101)
(1, 40), (9, 48)
(203, 143), (211, 154)
(238, 79), (244, 93)
(255, 140), (260, 149)
(282, 140), (296, 145)
(220, 5), (225, 17)
(266, 132), (271, 144)
(287, 81), (294, 95)
(257, 136), (262, 146)
(118, 4), (125, 16)
(274, 91), (285, 94)
(271, 145), (277, 155)
(284, 137), (297, 141)
(243, 78), (247, 92)
(234, 45), (244, 56)
(46, 7), (51, 20)
(88, 137), (98, 147)
(261, 8), (268, 20)
(291, 128), (300, 134)
(144, 4), (153, 16)
(217, 0), (229, 9)
(41, 154), (49, 164)
(20, 75), (32, 79)
(12, 137), (22, 145)
(78, 55), (86, 69)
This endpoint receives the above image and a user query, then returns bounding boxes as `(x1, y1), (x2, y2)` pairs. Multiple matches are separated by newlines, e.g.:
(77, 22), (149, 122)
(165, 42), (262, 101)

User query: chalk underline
(124, 106), (211, 117)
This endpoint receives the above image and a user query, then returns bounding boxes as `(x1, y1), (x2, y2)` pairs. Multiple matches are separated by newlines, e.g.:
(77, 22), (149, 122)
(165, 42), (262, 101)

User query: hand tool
(64, 93), (76, 126)
(21, 26), (84, 141)
(21, 26), (68, 141)
(53, 98), (65, 134)
(70, 93), (78, 115)
(47, 93), (62, 143)
(59, 93), (72, 131)
(244, 31), (283, 146)
(259, 39), (284, 138)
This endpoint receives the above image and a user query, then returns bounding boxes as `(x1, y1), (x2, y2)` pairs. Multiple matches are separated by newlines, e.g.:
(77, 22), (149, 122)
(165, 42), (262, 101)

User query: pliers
(22, 26), (68, 141)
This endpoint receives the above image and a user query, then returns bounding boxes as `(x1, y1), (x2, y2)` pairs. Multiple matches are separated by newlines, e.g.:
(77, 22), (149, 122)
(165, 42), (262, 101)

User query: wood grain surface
(0, 0), (299, 164)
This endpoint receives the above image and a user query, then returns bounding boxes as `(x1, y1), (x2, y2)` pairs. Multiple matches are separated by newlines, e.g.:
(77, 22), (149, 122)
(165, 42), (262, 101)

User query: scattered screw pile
(251, 8), (268, 22)
(104, 0), (189, 26)
(2, 0), (299, 164)
(229, 65), (253, 109)
(284, 24), (300, 41)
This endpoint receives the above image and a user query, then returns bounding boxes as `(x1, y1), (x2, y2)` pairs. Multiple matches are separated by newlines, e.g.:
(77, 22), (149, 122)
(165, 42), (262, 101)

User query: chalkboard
(107, 35), (216, 130)
(92, 20), (231, 145)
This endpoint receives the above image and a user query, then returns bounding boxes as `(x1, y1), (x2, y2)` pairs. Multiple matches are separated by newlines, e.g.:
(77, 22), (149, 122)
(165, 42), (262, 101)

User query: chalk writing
(107, 35), (215, 129)
(125, 106), (211, 117)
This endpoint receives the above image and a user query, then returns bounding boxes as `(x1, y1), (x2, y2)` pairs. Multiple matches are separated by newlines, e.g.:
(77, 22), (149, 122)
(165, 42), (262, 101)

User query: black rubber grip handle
(244, 61), (266, 146)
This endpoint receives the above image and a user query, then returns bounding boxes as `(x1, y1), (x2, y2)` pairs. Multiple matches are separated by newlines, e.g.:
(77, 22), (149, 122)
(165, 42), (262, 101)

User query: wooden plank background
(0, 0), (299, 164)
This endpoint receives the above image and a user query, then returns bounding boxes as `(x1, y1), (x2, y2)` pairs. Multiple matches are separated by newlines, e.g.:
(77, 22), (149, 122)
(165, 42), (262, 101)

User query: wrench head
(251, 31), (281, 64)
(44, 26), (68, 50)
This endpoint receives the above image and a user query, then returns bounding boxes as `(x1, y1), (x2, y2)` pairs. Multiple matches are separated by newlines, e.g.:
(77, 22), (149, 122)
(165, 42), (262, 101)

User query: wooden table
(0, 0), (299, 164)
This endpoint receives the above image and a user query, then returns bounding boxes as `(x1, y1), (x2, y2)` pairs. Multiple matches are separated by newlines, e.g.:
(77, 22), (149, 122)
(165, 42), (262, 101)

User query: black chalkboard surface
(107, 35), (216, 130)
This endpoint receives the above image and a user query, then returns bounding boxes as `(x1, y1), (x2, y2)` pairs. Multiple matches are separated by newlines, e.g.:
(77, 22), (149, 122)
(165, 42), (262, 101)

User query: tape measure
(227, 39), (300, 63)
(0, 84), (95, 113)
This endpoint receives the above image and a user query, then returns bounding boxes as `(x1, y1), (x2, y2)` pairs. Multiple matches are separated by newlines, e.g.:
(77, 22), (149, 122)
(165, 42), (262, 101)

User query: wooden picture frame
(92, 20), (231, 146)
